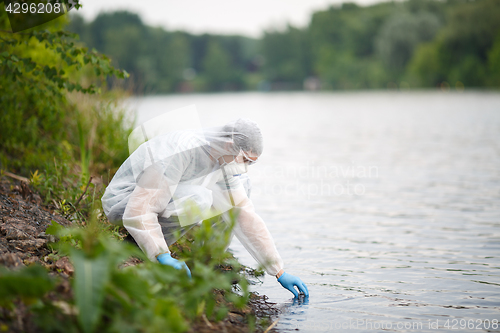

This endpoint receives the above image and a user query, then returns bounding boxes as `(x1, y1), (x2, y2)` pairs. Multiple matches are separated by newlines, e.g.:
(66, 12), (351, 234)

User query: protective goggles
(239, 150), (258, 165)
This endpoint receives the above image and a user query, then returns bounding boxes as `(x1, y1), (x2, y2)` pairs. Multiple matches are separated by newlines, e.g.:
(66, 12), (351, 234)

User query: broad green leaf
(45, 220), (64, 236)
(71, 249), (111, 333)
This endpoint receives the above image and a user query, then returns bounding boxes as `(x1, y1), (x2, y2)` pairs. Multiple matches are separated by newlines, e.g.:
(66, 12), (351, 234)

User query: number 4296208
(5, 1), (63, 14)
(444, 319), (498, 330)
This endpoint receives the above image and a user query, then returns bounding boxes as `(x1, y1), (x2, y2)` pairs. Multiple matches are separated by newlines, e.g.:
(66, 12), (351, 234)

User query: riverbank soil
(0, 177), (280, 332)
(0, 178), (71, 270)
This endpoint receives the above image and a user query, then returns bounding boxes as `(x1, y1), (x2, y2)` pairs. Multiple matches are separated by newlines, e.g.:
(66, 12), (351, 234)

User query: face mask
(221, 159), (248, 176)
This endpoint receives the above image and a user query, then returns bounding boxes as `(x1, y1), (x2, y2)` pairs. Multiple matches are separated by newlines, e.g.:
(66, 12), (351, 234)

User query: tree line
(69, 0), (500, 93)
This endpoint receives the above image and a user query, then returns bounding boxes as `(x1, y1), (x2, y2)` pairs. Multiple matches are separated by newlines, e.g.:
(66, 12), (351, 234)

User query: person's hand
(157, 253), (191, 278)
(277, 272), (309, 297)
(292, 294), (309, 305)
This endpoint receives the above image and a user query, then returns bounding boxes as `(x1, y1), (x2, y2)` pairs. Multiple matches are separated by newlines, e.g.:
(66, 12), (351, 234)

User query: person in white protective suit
(102, 118), (309, 297)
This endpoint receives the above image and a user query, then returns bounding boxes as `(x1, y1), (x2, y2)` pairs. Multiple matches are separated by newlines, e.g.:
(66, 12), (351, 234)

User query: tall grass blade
(77, 119), (90, 182)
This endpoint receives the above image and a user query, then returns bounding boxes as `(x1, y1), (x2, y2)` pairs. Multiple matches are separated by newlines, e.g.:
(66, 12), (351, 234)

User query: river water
(130, 91), (500, 332)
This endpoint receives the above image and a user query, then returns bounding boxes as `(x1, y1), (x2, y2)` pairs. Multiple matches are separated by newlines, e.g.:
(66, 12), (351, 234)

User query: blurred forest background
(69, 0), (500, 93)
(2, 0), (499, 178)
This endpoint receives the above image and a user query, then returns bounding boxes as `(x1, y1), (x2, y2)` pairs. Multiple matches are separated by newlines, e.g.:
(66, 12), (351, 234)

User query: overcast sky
(76, 0), (390, 38)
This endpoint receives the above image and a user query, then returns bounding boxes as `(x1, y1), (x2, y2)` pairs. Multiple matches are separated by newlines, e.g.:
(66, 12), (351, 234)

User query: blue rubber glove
(157, 253), (191, 278)
(277, 272), (309, 297)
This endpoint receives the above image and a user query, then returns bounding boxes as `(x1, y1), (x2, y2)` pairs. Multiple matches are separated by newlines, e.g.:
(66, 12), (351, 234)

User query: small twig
(229, 310), (245, 316)
(52, 198), (60, 210)
(263, 318), (279, 333)
(202, 313), (213, 328)
(74, 176), (92, 208)
(3, 171), (29, 183)
(16, 303), (24, 332)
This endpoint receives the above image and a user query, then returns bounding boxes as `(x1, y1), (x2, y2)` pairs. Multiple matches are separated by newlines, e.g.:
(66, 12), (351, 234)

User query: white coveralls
(102, 129), (284, 276)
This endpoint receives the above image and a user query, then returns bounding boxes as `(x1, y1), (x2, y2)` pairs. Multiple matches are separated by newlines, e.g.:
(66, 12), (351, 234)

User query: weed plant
(0, 7), (131, 186)
(0, 203), (252, 333)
